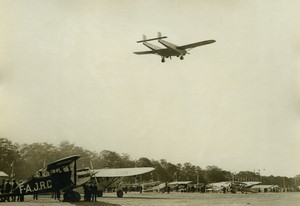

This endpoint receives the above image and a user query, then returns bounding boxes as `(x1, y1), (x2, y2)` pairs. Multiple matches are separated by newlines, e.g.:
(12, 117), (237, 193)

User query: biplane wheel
(180, 56), (184, 60)
(117, 190), (124, 198)
(97, 190), (103, 197)
(161, 58), (165, 63)
(64, 191), (81, 202)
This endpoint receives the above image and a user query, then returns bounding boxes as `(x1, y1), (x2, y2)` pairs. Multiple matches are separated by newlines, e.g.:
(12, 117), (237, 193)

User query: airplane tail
(137, 32), (167, 43)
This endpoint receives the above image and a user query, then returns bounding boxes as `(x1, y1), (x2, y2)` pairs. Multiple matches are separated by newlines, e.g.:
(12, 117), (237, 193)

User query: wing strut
(73, 160), (77, 186)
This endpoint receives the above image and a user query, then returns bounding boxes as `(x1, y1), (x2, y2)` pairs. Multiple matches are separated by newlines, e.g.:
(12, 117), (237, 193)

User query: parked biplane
(0, 155), (91, 202)
(92, 167), (155, 198)
(239, 181), (262, 193)
(133, 32), (216, 63)
(206, 181), (261, 193)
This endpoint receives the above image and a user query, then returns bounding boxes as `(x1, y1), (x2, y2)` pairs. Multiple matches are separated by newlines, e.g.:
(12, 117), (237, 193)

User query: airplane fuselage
(158, 39), (186, 56)
(15, 171), (73, 195)
(17, 176), (53, 195)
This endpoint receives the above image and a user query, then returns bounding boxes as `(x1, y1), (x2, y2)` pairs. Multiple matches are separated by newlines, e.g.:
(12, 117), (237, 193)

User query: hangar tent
(0, 171), (8, 179)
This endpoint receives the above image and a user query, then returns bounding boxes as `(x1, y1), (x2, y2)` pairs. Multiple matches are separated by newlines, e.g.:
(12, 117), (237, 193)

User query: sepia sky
(0, 0), (299, 177)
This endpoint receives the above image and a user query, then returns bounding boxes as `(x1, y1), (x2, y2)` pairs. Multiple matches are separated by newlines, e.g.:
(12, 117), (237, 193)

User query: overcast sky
(1, 0), (299, 177)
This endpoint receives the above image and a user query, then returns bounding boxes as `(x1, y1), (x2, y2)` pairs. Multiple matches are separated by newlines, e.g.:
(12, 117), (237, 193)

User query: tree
(57, 140), (96, 168)
(205, 165), (229, 183)
(136, 157), (153, 167)
(19, 142), (58, 179)
(236, 171), (259, 181)
(182, 162), (196, 181)
(150, 160), (168, 182)
(97, 150), (131, 168)
(0, 138), (20, 178)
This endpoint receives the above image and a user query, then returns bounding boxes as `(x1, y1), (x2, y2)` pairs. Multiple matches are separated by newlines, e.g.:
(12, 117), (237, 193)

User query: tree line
(0, 138), (297, 189)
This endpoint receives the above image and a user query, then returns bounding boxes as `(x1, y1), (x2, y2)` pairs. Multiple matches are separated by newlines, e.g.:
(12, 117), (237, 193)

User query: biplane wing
(46, 155), (80, 171)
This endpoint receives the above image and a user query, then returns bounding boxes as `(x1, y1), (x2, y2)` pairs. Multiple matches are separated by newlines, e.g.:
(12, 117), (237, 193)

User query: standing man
(0, 179), (5, 202)
(33, 193), (38, 200)
(11, 179), (18, 201)
(91, 182), (98, 202)
(4, 180), (12, 202)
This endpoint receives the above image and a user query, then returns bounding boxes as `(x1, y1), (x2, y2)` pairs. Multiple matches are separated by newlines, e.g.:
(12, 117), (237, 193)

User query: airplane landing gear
(161, 57), (165, 63)
(97, 190), (103, 197)
(63, 190), (81, 202)
(180, 56), (184, 60)
(117, 189), (124, 198)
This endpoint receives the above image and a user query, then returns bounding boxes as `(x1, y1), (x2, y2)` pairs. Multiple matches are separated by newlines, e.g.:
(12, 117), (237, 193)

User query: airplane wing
(168, 181), (193, 185)
(133, 48), (173, 57)
(46, 155), (80, 171)
(143, 182), (166, 192)
(241, 181), (261, 188)
(94, 167), (154, 177)
(177, 40), (216, 50)
(133, 51), (157, 55)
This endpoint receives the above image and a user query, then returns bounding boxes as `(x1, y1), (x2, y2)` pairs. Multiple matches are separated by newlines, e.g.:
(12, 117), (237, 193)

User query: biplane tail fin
(137, 32), (167, 43)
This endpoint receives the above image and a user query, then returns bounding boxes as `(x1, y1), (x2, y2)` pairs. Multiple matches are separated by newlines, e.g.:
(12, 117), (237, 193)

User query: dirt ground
(2, 192), (300, 206)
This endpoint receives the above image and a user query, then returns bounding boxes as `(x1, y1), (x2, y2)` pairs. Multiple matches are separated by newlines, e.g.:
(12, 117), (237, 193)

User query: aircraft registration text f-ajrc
(133, 32), (216, 63)
(18, 177), (52, 194)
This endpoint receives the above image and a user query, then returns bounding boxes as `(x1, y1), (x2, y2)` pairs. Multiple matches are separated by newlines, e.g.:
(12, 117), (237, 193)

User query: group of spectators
(0, 179), (24, 202)
(83, 182), (98, 202)
(51, 190), (61, 201)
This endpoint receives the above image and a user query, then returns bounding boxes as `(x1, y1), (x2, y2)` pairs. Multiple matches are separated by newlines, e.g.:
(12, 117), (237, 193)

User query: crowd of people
(0, 179), (24, 202)
(83, 181), (98, 202)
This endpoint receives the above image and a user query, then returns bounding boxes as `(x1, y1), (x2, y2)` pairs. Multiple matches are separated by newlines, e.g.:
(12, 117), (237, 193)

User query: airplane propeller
(90, 160), (98, 183)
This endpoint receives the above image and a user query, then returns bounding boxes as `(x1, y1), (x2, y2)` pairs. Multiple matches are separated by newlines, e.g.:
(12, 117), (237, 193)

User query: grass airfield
(3, 192), (300, 206)
(92, 192), (300, 206)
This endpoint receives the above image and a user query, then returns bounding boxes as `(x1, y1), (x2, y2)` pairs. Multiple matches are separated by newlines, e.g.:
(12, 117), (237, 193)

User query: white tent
(0, 171), (9, 178)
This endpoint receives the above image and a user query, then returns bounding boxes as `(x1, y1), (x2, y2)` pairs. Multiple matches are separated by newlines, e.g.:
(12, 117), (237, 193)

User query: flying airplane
(133, 32), (216, 63)
(0, 155), (91, 202)
(91, 167), (155, 198)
